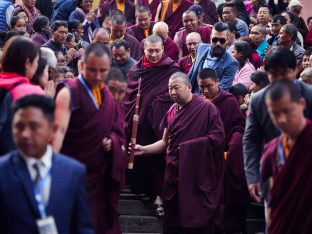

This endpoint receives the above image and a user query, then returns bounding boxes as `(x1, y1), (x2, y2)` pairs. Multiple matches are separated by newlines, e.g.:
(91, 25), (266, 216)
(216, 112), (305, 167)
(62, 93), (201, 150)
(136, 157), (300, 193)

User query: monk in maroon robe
(100, 0), (136, 25)
(136, 0), (160, 20)
(123, 35), (181, 211)
(198, 68), (250, 233)
(156, 0), (193, 38)
(193, 0), (218, 25)
(110, 13), (142, 60)
(174, 10), (211, 57)
(128, 6), (154, 42)
(261, 80), (312, 234)
(133, 72), (225, 232)
(53, 43), (126, 234)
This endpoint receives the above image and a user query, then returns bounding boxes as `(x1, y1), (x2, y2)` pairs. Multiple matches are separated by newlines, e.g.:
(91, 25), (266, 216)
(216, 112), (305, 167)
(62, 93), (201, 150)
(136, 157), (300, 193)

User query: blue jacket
(0, 151), (94, 234)
(0, 0), (13, 31)
(188, 43), (239, 93)
(50, 0), (76, 23)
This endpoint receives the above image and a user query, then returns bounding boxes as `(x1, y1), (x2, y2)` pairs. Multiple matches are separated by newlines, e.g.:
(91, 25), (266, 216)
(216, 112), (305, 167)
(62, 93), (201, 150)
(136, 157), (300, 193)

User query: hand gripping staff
(128, 77), (142, 169)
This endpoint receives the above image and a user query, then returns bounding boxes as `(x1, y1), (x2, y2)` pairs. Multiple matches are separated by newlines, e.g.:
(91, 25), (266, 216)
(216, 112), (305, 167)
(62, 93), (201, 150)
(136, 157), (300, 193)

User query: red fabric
(178, 55), (193, 73)
(252, 51), (263, 69)
(304, 29), (312, 48)
(163, 95), (225, 228)
(261, 121), (312, 234)
(128, 22), (154, 42)
(142, 55), (163, 69)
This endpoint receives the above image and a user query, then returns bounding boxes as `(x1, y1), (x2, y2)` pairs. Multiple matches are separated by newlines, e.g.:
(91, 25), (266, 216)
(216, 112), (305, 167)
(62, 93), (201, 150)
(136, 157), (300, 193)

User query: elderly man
(174, 10), (211, 58)
(128, 6), (154, 42)
(132, 72), (225, 233)
(278, 23), (305, 66)
(188, 22), (239, 92)
(123, 35), (181, 217)
(257, 5), (271, 29)
(110, 13), (142, 60)
(178, 32), (202, 73)
(250, 24), (269, 60)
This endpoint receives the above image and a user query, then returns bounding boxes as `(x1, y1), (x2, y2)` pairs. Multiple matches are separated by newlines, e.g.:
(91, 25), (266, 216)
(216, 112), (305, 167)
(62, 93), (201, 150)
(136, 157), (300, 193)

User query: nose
(276, 113), (287, 125)
(21, 126), (31, 139)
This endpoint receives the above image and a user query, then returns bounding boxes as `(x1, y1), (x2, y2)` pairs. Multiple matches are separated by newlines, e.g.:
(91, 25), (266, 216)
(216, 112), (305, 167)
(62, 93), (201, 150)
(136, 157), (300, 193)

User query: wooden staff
(128, 78), (142, 169)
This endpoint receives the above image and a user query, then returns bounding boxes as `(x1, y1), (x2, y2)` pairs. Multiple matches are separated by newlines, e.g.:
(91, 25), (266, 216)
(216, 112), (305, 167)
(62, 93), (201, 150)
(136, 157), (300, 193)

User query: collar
(143, 55), (163, 69)
(110, 34), (124, 44)
(21, 145), (53, 169)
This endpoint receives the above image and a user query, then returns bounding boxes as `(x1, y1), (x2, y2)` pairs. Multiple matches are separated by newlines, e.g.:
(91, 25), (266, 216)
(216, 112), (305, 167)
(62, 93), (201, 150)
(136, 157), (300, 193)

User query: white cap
(288, 0), (303, 8)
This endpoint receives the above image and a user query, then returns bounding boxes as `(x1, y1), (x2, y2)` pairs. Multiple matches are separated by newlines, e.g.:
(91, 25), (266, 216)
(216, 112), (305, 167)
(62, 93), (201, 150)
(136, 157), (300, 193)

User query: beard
(211, 45), (225, 57)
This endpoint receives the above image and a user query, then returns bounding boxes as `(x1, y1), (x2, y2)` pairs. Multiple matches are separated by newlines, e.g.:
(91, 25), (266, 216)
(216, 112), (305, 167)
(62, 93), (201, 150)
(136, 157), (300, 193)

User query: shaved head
(186, 32), (201, 42)
(153, 22), (169, 41)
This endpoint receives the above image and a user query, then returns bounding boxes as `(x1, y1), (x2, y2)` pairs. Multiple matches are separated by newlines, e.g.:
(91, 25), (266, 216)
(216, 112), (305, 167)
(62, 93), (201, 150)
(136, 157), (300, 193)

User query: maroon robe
(163, 95), (225, 228)
(136, 0), (160, 20)
(128, 22), (154, 42)
(57, 78), (126, 234)
(175, 25), (212, 57)
(178, 55), (193, 73)
(212, 91), (249, 232)
(100, 0), (136, 25)
(139, 37), (179, 61)
(194, 0), (218, 25)
(163, 0), (194, 38)
(261, 121), (312, 234)
(123, 57), (181, 198)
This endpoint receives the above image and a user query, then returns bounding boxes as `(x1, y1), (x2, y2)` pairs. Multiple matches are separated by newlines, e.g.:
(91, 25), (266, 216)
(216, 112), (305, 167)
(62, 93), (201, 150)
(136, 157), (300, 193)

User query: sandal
(154, 204), (165, 219)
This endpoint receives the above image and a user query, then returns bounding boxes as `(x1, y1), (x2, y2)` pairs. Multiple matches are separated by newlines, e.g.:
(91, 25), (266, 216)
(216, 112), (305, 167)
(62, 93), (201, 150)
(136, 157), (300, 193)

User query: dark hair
(67, 20), (81, 33)
(75, 0), (83, 7)
(272, 14), (287, 25)
(10, 16), (24, 29)
(229, 83), (249, 97)
(259, 4), (272, 15)
(32, 57), (48, 86)
(303, 48), (312, 57)
(264, 47), (296, 71)
(82, 42), (111, 61)
(135, 5), (151, 16)
(112, 39), (130, 50)
(33, 16), (49, 32)
(13, 94), (55, 123)
(59, 66), (73, 74)
(213, 22), (229, 33)
(111, 13), (127, 25)
(250, 71), (269, 89)
(217, 3), (225, 21)
(12, 7), (27, 18)
(170, 72), (191, 84)
(226, 22), (240, 39)
(198, 68), (219, 81)
(183, 9), (197, 17)
(66, 33), (75, 42)
(284, 11), (299, 25)
(283, 23), (298, 41)
(234, 41), (253, 67)
(107, 66), (127, 83)
(1, 37), (39, 76)
(307, 16), (312, 25)
(223, 3), (238, 15)
(265, 79), (301, 103)
(51, 20), (68, 32)
(145, 35), (163, 46)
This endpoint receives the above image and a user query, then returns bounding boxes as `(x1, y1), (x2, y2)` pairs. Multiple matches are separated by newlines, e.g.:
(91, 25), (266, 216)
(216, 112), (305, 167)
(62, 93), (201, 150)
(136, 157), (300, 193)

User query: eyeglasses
(211, 37), (227, 44)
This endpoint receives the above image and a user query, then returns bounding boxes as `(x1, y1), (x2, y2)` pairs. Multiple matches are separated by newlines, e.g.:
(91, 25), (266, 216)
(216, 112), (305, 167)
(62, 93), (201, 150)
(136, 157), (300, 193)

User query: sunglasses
(211, 37), (227, 44)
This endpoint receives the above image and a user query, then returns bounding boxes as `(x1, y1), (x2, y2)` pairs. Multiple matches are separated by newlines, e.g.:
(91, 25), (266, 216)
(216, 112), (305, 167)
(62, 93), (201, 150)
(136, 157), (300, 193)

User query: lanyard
(277, 136), (286, 166)
(34, 168), (51, 219)
(78, 75), (99, 109)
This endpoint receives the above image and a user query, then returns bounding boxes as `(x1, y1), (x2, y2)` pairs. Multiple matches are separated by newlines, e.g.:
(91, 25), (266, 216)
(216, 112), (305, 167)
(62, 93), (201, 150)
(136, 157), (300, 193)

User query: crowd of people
(0, 0), (312, 233)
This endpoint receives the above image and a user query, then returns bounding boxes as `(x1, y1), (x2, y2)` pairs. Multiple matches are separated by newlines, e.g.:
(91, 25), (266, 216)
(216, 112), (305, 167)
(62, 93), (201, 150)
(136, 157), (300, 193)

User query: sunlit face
(302, 55), (311, 69)
(107, 80), (127, 103)
(12, 107), (54, 159)
(266, 94), (305, 136)
(136, 12), (151, 30)
(198, 77), (219, 100)
(144, 41), (164, 63)
(211, 30), (228, 57)
(112, 46), (129, 66)
(80, 53), (110, 88)
(257, 7), (271, 25)
(222, 7), (236, 23)
(271, 19), (283, 36)
(168, 77), (191, 105)
(52, 26), (68, 44)
(182, 12), (198, 33)
(267, 68), (296, 83)
(111, 23), (126, 40)
(12, 18), (27, 32)
(250, 26), (266, 46)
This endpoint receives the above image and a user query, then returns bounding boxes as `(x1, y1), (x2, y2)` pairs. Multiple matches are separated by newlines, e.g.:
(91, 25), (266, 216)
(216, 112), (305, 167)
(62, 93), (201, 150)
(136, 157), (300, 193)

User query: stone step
(118, 199), (155, 216)
(119, 215), (163, 233)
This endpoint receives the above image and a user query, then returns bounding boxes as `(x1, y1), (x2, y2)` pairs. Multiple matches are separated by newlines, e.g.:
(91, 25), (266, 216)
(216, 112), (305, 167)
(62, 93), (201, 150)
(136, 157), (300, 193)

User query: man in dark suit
(243, 47), (312, 204)
(0, 94), (94, 234)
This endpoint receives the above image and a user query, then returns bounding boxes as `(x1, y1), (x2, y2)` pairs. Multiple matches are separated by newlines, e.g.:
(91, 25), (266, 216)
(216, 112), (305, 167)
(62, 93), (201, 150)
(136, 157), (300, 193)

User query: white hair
(153, 22), (169, 33)
(40, 47), (57, 68)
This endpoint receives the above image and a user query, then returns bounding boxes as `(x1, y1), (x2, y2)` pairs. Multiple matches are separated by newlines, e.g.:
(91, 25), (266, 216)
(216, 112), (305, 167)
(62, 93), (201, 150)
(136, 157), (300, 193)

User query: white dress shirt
(21, 145), (53, 206)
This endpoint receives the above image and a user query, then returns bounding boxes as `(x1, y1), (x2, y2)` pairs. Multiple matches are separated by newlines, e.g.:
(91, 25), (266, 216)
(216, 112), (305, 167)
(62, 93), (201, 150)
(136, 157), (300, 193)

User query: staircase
(118, 191), (265, 234)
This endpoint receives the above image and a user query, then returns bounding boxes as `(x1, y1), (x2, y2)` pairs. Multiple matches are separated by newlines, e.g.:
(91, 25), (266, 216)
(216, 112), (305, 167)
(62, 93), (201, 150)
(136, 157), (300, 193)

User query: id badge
(37, 216), (58, 234)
